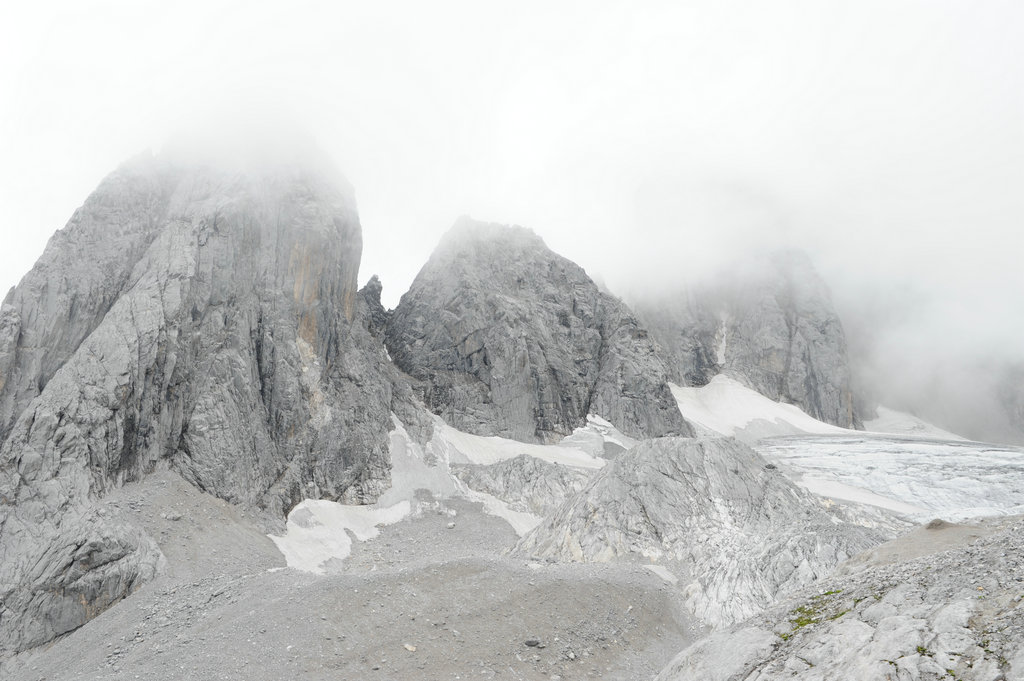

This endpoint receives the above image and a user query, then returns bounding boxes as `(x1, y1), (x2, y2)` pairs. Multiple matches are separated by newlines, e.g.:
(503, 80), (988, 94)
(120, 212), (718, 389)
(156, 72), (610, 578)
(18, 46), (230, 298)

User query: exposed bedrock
(0, 152), (403, 655)
(385, 218), (691, 443)
(656, 517), (1024, 681)
(512, 437), (890, 627)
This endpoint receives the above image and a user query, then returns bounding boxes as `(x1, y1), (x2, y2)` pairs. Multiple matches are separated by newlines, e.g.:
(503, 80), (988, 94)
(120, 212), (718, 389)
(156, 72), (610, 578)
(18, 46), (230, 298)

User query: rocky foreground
(658, 516), (1024, 681)
(0, 470), (702, 681)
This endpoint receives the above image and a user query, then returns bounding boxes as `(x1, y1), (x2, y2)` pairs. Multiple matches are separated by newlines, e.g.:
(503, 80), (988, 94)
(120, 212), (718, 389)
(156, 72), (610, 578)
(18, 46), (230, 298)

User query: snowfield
(757, 435), (1024, 521)
(674, 376), (1024, 520)
(268, 500), (411, 574)
(669, 375), (848, 443)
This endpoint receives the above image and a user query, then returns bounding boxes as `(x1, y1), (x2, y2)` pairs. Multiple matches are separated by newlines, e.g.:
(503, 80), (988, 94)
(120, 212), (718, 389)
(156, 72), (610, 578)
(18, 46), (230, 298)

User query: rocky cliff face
(637, 250), (861, 429)
(0, 157), (180, 442)
(512, 437), (890, 626)
(385, 218), (691, 443)
(0, 152), (401, 655)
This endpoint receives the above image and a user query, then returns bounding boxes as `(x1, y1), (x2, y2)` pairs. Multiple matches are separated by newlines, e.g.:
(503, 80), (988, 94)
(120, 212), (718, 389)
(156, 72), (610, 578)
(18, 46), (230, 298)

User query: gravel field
(2, 472), (701, 681)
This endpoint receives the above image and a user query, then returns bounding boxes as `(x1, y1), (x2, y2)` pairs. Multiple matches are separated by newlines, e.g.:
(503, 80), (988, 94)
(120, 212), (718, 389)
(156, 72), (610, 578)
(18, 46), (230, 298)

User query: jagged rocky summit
(385, 218), (692, 443)
(0, 150), (412, 655)
(636, 250), (862, 429)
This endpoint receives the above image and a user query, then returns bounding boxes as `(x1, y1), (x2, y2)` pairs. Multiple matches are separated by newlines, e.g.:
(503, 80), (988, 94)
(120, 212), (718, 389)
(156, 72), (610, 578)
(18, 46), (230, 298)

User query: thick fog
(2, 1), (1022, 439)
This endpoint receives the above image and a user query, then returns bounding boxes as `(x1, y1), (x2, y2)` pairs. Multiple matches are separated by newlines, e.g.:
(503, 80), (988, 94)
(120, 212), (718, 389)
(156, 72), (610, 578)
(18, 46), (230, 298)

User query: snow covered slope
(672, 376), (1024, 521)
(757, 435), (1024, 521)
(670, 375), (848, 443)
(673, 376), (970, 443)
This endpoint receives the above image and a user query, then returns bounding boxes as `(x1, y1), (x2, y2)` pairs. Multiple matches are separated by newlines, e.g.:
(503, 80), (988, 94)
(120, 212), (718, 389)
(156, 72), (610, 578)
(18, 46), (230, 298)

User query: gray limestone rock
(0, 155), (180, 443)
(656, 517), (1024, 681)
(452, 454), (593, 517)
(637, 250), (861, 428)
(512, 437), (890, 626)
(0, 151), (399, 655)
(385, 218), (691, 443)
(0, 513), (163, 655)
(358, 274), (391, 341)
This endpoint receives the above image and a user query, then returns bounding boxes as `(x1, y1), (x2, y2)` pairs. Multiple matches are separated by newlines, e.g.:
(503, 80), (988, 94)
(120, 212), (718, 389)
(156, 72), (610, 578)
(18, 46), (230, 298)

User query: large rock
(452, 454), (593, 517)
(512, 437), (889, 626)
(638, 250), (861, 428)
(0, 512), (163, 656)
(656, 517), (1024, 681)
(0, 151), (400, 655)
(385, 218), (691, 443)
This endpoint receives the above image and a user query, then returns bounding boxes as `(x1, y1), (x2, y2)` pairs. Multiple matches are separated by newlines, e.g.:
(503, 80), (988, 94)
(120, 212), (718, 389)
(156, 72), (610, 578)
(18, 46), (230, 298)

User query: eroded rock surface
(0, 152), (400, 655)
(656, 517), (1024, 681)
(638, 250), (861, 428)
(513, 437), (890, 626)
(385, 218), (691, 443)
(452, 454), (593, 517)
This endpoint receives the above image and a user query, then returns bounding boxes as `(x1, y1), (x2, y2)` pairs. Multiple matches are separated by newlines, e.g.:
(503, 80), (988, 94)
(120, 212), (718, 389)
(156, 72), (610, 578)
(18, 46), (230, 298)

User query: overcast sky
(2, 1), (1022, 431)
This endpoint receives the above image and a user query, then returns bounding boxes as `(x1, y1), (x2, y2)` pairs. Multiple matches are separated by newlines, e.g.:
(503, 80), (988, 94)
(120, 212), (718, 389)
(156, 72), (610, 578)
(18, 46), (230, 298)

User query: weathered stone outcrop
(452, 454), (593, 517)
(0, 511), (163, 656)
(656, 517), (1024, 681)
(638, 250), (861, 428)
(385, 218), (691, 443)
(0, 152), (399, 655)
(0, 155), (180, 443)
(513, 437), (889, 626)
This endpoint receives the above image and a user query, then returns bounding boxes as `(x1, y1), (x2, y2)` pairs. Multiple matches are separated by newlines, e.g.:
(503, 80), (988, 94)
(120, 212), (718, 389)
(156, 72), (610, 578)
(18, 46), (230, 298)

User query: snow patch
(270, 412), (603, 570)
(269, 500), (411, 574)
(670, 375), (848, 443)
(462, 489), (542, 537)
(377, 415), (459, 506)
(559, 414), (638, 456)
(644, 564), (679, 585)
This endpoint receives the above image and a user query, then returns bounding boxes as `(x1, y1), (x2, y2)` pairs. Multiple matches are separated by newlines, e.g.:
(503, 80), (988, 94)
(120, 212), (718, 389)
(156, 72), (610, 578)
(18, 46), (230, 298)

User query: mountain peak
(386, 220), (690, 443)
(435, 217), (547, 257)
